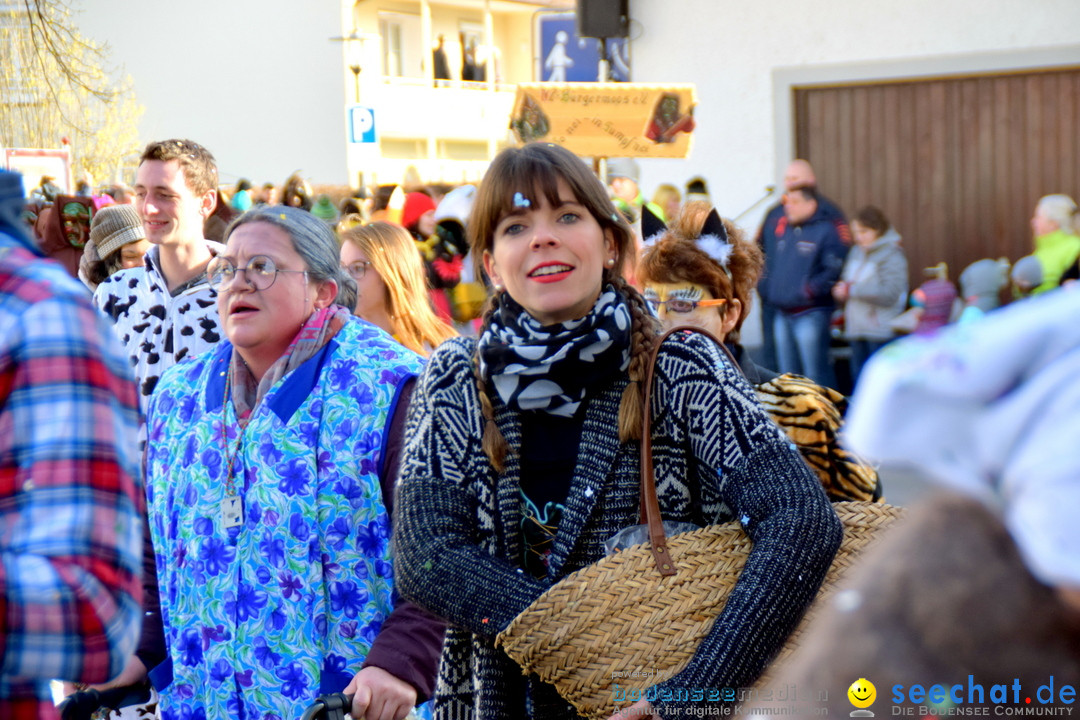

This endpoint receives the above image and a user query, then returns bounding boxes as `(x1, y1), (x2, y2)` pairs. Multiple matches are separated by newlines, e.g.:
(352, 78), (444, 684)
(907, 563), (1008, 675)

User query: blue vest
(145, 317), (422, 720)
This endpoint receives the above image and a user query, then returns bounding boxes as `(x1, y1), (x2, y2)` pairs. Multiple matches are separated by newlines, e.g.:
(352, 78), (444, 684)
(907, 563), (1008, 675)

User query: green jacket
(1033, 228), (1080, 295)
(614, 193), (665, 225)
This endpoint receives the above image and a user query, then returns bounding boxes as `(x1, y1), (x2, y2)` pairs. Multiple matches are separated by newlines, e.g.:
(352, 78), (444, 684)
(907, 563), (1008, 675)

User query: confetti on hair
(279, 213), (287, 220)
(513, 192), (531, 209)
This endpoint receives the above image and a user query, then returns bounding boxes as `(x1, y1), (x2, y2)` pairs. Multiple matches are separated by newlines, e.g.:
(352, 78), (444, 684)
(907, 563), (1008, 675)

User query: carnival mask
(61, 201), (92, 248)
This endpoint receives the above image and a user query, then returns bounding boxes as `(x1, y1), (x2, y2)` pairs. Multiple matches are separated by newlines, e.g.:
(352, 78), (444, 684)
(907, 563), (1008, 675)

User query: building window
(439, 140), (488, 161)
(380, 138), (426, 160)
(380, 17), (402, 77)
(458, 21), (488, 84)
(378, 12), (422, 80)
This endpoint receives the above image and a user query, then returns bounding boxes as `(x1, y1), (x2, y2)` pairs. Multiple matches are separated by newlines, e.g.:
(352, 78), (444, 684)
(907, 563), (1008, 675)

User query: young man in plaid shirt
(0, 170), (143, 718)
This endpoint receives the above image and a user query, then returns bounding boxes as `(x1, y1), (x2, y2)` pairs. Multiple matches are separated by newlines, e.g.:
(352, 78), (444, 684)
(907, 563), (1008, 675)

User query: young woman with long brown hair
(392, 143), (841, 719)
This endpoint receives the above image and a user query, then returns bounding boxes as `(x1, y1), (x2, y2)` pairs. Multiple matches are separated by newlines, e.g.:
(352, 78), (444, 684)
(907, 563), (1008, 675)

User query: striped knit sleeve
(392, 339), (549, 639)
(649, 332), (842, 713)
(0, 287), (144, 687)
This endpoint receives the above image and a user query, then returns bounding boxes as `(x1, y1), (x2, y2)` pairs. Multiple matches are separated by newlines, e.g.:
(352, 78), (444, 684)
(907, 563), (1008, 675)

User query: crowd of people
(756, 160), (1080, 390)
(2, 137), (1078, 720)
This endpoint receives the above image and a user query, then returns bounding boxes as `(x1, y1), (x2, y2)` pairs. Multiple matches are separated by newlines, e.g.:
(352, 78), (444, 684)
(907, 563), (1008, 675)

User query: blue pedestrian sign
(536, 12), (630, 83)
(349, 106), (377, 144)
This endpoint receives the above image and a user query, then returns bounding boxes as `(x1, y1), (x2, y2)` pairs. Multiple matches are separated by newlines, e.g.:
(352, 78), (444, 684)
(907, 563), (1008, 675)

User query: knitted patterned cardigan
(394, 330), (843, 719)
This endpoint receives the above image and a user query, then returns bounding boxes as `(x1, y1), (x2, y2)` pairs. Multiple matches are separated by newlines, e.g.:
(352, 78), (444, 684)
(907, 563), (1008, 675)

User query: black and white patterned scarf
(477, 285), (632, 417)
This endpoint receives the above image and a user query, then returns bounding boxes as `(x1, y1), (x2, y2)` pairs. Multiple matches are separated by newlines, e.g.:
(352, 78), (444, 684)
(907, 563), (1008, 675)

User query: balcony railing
(367, 75), (517, 143)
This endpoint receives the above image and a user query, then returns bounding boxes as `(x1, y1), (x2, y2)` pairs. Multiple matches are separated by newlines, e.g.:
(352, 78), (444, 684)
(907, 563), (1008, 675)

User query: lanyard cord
(220, 369), (247, 498)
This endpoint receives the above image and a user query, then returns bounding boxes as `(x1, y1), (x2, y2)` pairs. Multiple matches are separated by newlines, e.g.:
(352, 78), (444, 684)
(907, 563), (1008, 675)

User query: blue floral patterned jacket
(145, 318), (423, 720)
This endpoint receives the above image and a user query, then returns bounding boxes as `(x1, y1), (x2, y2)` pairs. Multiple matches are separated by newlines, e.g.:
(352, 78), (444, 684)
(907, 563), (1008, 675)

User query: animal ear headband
(641, 204), (733, 272)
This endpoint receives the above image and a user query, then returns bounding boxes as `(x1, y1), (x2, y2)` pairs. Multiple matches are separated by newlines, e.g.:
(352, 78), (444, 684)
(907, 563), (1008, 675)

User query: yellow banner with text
(509, 83), (697, 159)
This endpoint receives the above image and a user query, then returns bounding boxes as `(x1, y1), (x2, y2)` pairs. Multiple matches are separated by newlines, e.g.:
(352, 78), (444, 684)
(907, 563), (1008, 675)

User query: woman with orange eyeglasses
(639, 202), (764, 375)
(638, 201), (880, 503)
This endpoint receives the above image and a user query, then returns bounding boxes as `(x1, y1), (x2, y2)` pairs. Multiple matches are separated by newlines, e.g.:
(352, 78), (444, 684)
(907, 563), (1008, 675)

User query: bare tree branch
(1, 0), (143, 183)
(21, 0), (115, 105)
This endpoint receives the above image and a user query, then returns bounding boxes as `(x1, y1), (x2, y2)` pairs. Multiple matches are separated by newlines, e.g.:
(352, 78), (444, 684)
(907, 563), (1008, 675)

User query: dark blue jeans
(774, 307), (836, 389)
(758, 300), (778, 372)
(848, 338), (889, 386)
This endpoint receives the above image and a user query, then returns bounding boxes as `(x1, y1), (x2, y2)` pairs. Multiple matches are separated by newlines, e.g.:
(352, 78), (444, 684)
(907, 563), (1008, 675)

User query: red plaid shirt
(0, 242), (143, 719)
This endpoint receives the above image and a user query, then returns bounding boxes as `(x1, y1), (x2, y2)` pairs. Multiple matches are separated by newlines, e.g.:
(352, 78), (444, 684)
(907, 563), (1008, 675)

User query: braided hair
(467, 144), (660, 472)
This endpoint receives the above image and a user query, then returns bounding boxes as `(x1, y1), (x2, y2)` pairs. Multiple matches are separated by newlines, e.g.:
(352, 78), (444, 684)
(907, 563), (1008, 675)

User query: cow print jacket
(94, 240), (225, 405)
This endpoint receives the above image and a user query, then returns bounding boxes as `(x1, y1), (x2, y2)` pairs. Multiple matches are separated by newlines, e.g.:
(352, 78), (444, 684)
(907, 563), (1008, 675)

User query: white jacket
(845, 285), (1080, 588)
(839, 227), (908, 341)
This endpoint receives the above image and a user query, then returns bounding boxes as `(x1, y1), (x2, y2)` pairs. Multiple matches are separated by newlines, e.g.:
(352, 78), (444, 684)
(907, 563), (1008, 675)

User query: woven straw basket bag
(496, 327), (905, 719)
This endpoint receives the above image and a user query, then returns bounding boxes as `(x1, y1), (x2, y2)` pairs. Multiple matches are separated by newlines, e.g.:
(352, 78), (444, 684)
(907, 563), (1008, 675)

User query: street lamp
(330, 30), (366, 104)
(330, 28), (374, 191)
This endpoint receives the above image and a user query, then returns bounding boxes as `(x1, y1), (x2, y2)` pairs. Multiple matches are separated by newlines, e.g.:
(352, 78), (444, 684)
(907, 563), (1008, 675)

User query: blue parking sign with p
(349, 106), (376, 143)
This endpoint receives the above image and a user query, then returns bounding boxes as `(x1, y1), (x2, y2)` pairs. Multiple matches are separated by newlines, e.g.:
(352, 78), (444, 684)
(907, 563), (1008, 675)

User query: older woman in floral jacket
(143, 206), (441, 720)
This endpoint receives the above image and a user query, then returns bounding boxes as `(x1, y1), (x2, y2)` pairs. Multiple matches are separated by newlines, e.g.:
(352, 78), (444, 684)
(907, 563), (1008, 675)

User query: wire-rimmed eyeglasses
(342, 260), (372, 280)
(207, 255), (307, 291)
(646, 297), (727, 314)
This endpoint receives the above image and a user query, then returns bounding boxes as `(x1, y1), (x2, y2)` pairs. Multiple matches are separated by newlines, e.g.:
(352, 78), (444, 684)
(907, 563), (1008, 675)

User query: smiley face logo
(848, 678), (876, 709)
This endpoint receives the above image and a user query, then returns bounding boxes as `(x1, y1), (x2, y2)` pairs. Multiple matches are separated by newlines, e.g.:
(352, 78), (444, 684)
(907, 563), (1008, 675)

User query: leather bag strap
(640, 325), (742, 576)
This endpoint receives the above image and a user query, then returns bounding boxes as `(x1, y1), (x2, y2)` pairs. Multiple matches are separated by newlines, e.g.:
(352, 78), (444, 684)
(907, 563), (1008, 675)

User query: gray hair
(1035, 194), (1079, 235)
(223, 205), (357, 309)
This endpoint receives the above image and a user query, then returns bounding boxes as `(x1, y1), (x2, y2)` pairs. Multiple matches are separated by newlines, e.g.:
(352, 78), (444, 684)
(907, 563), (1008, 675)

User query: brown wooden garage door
(794, 66), (1080, 290)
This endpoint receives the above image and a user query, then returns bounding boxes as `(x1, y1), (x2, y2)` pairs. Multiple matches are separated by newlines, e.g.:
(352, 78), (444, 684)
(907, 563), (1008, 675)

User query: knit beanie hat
(685, 176), (710, 203)
(402, 192), (436, 232)
(0, 170), (37, 253)
(1010, 255), (1043, 292)
(434, 184), (476, 227)
(607, 158), (640, 184)
(90, 204), (146, 259)
(310, 194), (340, 224)
(960, 258), (1009, 310)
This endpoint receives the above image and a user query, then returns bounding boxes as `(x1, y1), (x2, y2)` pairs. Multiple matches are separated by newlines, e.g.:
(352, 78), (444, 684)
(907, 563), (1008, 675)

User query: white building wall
(71, 0), (1080, 199)
(628, 0), (1080, 235)
(78, 0), (347, 188)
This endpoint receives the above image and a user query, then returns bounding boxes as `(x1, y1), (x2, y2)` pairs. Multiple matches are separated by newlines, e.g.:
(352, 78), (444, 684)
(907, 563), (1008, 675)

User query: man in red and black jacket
(755, 159), (850, 371)
(759, 185), (849, 390)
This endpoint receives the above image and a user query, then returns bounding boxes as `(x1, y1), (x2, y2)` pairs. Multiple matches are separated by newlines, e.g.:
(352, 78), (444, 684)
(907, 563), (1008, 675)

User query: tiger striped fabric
(754, 373), (882, 503)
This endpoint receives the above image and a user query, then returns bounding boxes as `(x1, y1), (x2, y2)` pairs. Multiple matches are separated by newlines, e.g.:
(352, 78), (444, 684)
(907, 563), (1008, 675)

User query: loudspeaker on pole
(576, 0), (628, 39)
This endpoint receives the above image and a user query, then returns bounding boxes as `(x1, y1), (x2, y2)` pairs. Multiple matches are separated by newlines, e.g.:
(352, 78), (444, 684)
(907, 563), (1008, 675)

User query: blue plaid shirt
(0, 237), (143, 719)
